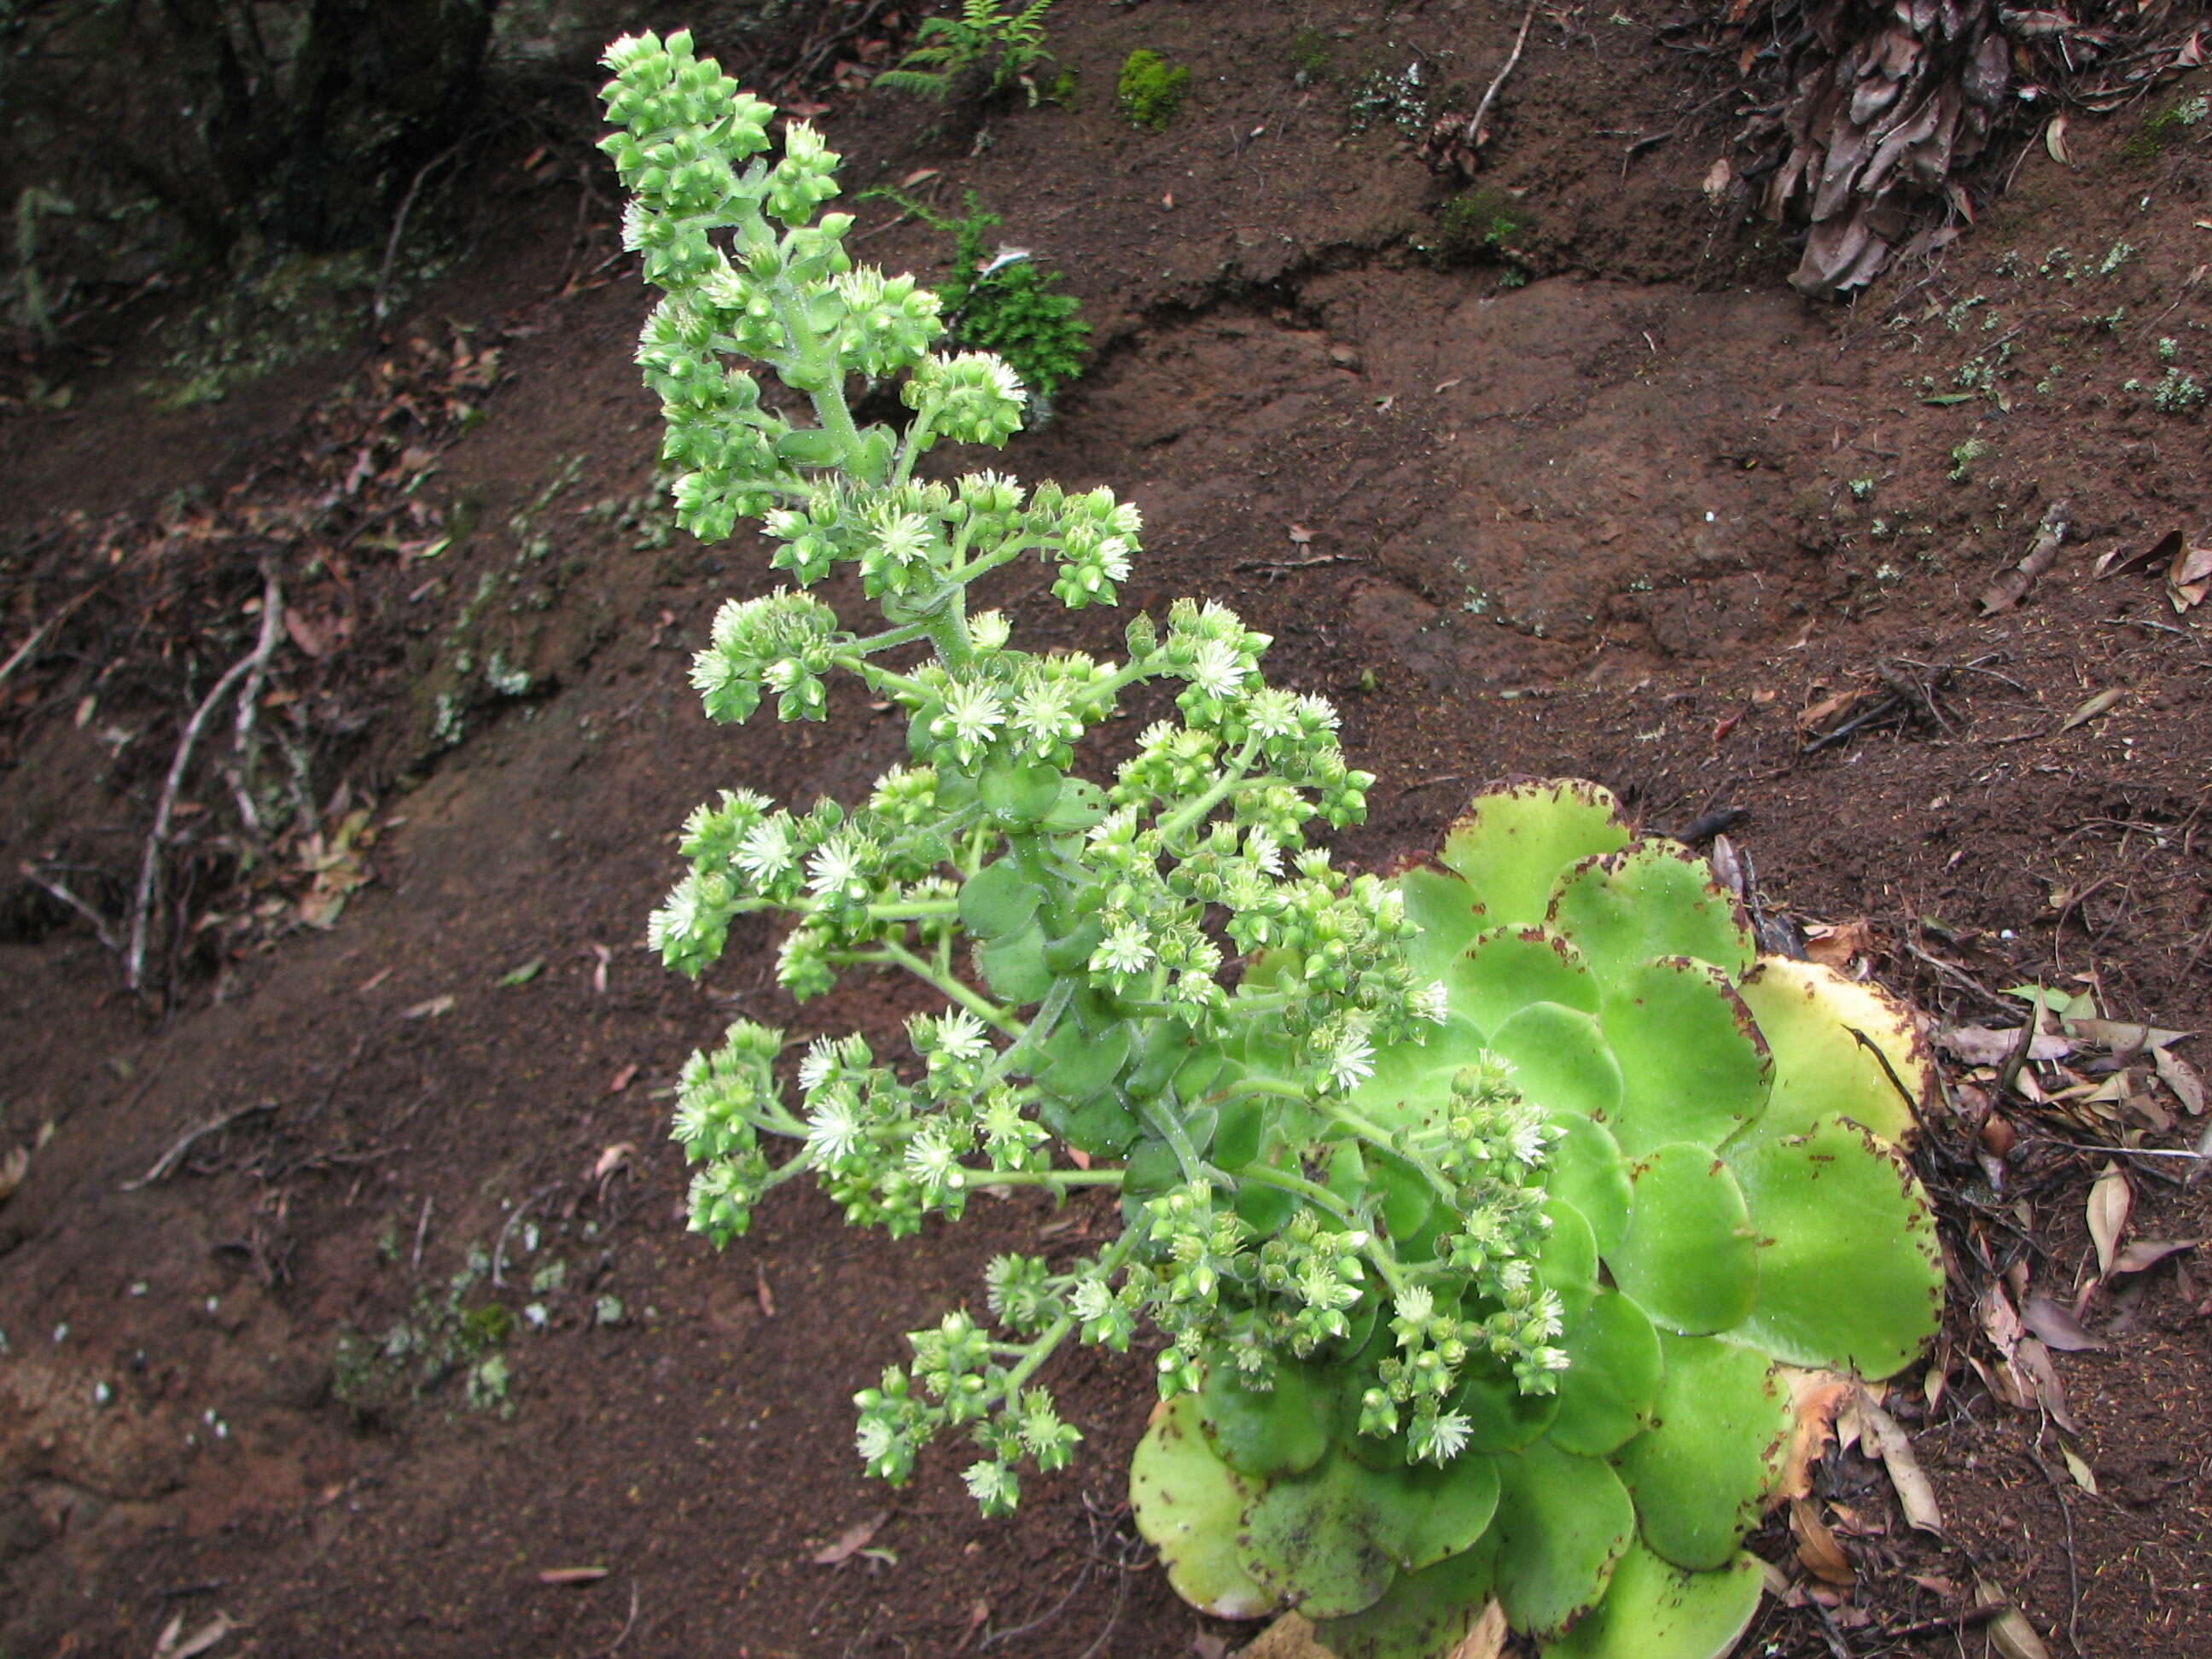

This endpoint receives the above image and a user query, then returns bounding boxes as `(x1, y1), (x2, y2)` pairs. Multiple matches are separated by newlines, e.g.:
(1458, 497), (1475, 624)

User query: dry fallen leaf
(1791, 1499), (1856, 1585)
(607, 1062), (639, 1095)
(812, 1511), (888, 1566)
(1802, 919), (1872, 969)
(2012, 1336), (2077, 1431)
(2153, 1046), (2205, 1115)
(2043, 111), (2072, 164)
(1703, 156), (1734, 202)
(1774, 1367), (1854, 1501)
(2056, 687), (2128, 734)
(2168, 538), (2212, 612)
(1978, 507), (2067, 615)
(152, 1611), (236, 1659)
(1859, 1391), (1942, 1532)
(2021, 1293), (2104, 1353)
(2086, 1162), (2133, 1278)
(400, 993), (457, 1020)
(2093, 527), (2181, 581)
(2060, 1442), (2098, 1494)
(1939, 1026), (2070, 1067)
(1975, 1576), (2056, 1659)
(591, 1143), (637, 1183)
(537, 1566), (610, 1586)
(1446, 1598), (1509, 1659)
(2113, 1237), (2199, 1274)
(756, 1261), (777, 1318)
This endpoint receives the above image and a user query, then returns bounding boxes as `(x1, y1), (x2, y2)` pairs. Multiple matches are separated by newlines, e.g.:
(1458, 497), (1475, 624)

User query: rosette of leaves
(1132, 779), (1943, 1659)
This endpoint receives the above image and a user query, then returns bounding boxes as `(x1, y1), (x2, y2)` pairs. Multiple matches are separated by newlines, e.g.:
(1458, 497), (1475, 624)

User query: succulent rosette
(1132, 779), (1943, 1659)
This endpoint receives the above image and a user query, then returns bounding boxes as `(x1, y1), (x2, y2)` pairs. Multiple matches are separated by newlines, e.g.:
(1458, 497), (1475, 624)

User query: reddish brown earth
(3, 3), (2209, 1656)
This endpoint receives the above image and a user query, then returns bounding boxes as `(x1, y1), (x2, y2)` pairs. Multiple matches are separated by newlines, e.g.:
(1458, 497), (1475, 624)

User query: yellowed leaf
(2057, 687), (2127, 733)
(2061, 1443), (2098, 1493)
(1975, 1578), (2056, 1659)
(2044, 112), (2071, 165)
(0, 1144), (27, 1203)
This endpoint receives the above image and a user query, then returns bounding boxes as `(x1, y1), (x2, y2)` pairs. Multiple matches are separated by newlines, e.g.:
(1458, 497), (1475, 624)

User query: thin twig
(120, 1101), (277, 1190)
(17, 860), (120, 952)
(0, 590), (94, 691)
(603, 1580), (642, 1656)
(1880, 1603), (2009, 1639)
(375, 144), (465, 325)
(127, 597), (284, 990)
(1231, 553), (1365, 573)
(975, 1563), (1091, 1650)
(411, 1195), (434, 1273)
(1467, 0), (1540, 150)
(226, 561), (284, 837)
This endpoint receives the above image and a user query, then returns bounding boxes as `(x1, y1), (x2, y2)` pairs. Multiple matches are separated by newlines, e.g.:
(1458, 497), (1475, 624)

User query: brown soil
(4, 4), (2209, 1657)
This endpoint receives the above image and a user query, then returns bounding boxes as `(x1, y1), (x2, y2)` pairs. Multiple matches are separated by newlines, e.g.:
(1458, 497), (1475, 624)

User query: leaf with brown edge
(1773, 1368), (1854, 1502)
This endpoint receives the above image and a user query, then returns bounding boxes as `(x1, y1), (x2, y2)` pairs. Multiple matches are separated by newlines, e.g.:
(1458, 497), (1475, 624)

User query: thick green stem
(869, 939), (1022, 1037)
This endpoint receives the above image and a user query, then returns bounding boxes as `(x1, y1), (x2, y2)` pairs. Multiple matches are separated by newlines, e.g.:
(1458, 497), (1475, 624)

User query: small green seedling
(876, 0), (1057, 106)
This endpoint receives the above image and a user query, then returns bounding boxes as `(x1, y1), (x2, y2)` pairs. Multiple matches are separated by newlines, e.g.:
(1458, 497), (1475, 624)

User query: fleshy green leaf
(1487, 1004), (1624, 1126)
(1540, 1542), (1765, 1659)
(1608, 1143), (1758, 1336)
(1312, 1529), (1499, 1659)
(1130, 1394), (1277, 1618)
(1398, 865), (1487, 983)
(1598, 957), (1771, 1156)
(1724, 1115), (1943, 1377)
(958, 859), (1041, 939)
(1492, 1439), (1635, 1639)
(1200, 1359), (1333, 1480)
(1546, 844), (1755, 983)
(1543, 1113), (1633, 1257)
(975, 922), (1052, 1004)
(1546, 1291), (1662, 1457)
(1609, 1333), (1788, 1573)
(1237, 1452), (1400, 1619)
(1449, 926), (1598, 1035)
(1438, 779), (1631, 928)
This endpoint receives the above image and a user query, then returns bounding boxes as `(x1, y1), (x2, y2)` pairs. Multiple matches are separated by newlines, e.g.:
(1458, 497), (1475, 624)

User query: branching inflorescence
(601, 30), (1570, 1518)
